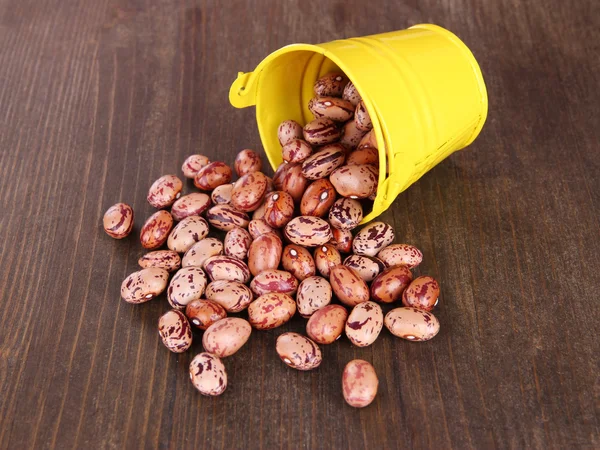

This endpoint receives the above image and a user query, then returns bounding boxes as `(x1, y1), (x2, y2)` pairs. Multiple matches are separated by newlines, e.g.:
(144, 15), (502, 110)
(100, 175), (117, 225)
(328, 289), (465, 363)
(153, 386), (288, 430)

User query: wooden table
(1, 0), (598, 448)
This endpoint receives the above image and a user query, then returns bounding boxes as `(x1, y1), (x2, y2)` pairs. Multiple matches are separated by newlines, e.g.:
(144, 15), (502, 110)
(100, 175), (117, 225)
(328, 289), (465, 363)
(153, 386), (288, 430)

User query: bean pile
(103, 72), (442, 408)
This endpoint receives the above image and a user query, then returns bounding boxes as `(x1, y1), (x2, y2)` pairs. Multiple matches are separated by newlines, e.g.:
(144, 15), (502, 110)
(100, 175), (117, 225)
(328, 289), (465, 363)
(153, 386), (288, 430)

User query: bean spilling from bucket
(103, 71), (444, 407)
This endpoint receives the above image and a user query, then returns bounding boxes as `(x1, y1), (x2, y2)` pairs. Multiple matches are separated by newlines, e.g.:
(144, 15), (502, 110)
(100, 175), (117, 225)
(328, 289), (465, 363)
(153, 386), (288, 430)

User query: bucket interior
(254, 49), (388, 178)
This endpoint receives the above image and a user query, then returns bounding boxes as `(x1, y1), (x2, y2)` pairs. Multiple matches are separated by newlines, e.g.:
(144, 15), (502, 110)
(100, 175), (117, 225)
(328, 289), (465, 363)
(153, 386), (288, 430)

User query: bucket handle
(229, 71), (258, 108)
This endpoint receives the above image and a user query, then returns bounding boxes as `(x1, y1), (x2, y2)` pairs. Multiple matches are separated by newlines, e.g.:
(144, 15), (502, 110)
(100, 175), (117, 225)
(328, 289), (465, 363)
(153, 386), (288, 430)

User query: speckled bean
(328, 198), (363, 230)
(329, 227), (353, 253)
(167, 216), (209, 253)
(140, 210), (174, 249)
(282, 139), (313, 164)
(309, 96), (354, 122)
(189, 353), (227, 396)
(314, 244), (342, 278)
(330, 164), (378, 199)
(342, 81), (362, 106)
(158, 310), (192, 353)
(340, 120), (366, 150)
(278, 120), (304, 147)
(103, 203), (134, 239)
(167, 266), (208, 309)
(272, 162), (308, 203)
(171, 193), (212, 221)
(314, 72), (348, 97)
(205, 280), (254, 313)
(352, 221), (395, 257)
(343, 254), (385, 283)
(147, 174), (183, 209)
(121, 268), (169, 303)
(342, 360), (378, 408)
(303, 118), (341, 146)
(181, 238), (223, 268)
(300, 179), (337, 217)
(402, 276), (440, 311)
(194, 161), (232, 190)
(306, 304), (348, 344)
(377, 244), (423, 269)
(230, 171), (268, 212)
(203, 255), (251, 283)
(211, 184), (234, 205)
(345, 302), (383, 347)
(182, 154), (210, 178)
(329, 265), (370, 307)
(247, 219), (278, 239)
(234, 149), (262, 177)
(296, 276), (332, 317)
(247, 232), (282, 276)
(249, 269), (298, 296)
(263, 191), (295, 228)
(224, 227), (252, 261)
(284, 216), (333, 247)
(346, 147), (379, 167)
(358, 130), (377, 149)
(384, 307), (440, 341)
(371, 265), (413, 303)
(301, 144), (346, 180)
(185, 299), (227, 330)
(206, 204), (250, 231)
(202, 317), (252, 357)
(138, 250), (181, 272)
(276, 333), (322, 371)
(354, 101), (372, 131)
(248, 293), (296, 330)
(281, 244), (316, 281)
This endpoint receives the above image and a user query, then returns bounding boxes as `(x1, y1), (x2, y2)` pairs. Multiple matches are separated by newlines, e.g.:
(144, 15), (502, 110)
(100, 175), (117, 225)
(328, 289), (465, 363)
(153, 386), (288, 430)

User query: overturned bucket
(229, 24), (488, 223)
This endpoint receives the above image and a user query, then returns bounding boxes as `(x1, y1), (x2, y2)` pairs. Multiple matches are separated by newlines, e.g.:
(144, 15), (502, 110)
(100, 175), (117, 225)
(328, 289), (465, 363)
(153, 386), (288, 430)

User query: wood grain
(0, 0), (598, 448)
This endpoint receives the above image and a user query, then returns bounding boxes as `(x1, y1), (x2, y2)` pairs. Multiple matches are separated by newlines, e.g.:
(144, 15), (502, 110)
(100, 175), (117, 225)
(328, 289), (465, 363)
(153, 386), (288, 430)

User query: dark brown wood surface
(1, 0), (598, 448)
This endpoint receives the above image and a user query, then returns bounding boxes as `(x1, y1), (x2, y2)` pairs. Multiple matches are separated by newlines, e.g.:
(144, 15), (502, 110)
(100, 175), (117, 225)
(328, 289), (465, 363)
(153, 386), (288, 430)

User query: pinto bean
(402, 276), (440, 311)
(230, 171), (268, 212)
(247, 232), (283, 276)
(329, 265), (370, 307)
(300, 179), (336, 217)
(224, 227), (252, 261)
(281, 244), (316, 281)
(138, 250), (181, 272)
(194, 161), (232, 190)
(284, 216), (333, 247)
(182, 154), (210, 178)
(158, 310), (192, 353)
(308, 96), (354, 122)
(147, 175), (183, 209)
(248, 293), (296, 330)
(313, 72), (348, 97)
(303, 118), (341, 146)
(370, 265), (413, 303)
(278, 120), (304, 146)
(352, 221), (395, 257)
(314, 244), (342, 278)
(206, 204), (250, 231)
(296, 276), (332, 317)
(282, 139), (313, 164)
(140, 210), (174, 250)
(263, 191), (295, 228)
(301, 144), (346, 180)
(171, 193), (212, 221)
(330, 164), (378, 199)
(167, 216), (210, 253)
(103, 203), (134, 239)
(249, 270), (298, 296)
(234, 149), (262, 177)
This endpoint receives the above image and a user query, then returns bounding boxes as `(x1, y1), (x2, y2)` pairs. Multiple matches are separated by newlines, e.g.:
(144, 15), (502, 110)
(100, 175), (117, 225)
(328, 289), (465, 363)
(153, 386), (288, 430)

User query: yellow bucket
(229, 24), (488, 223)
